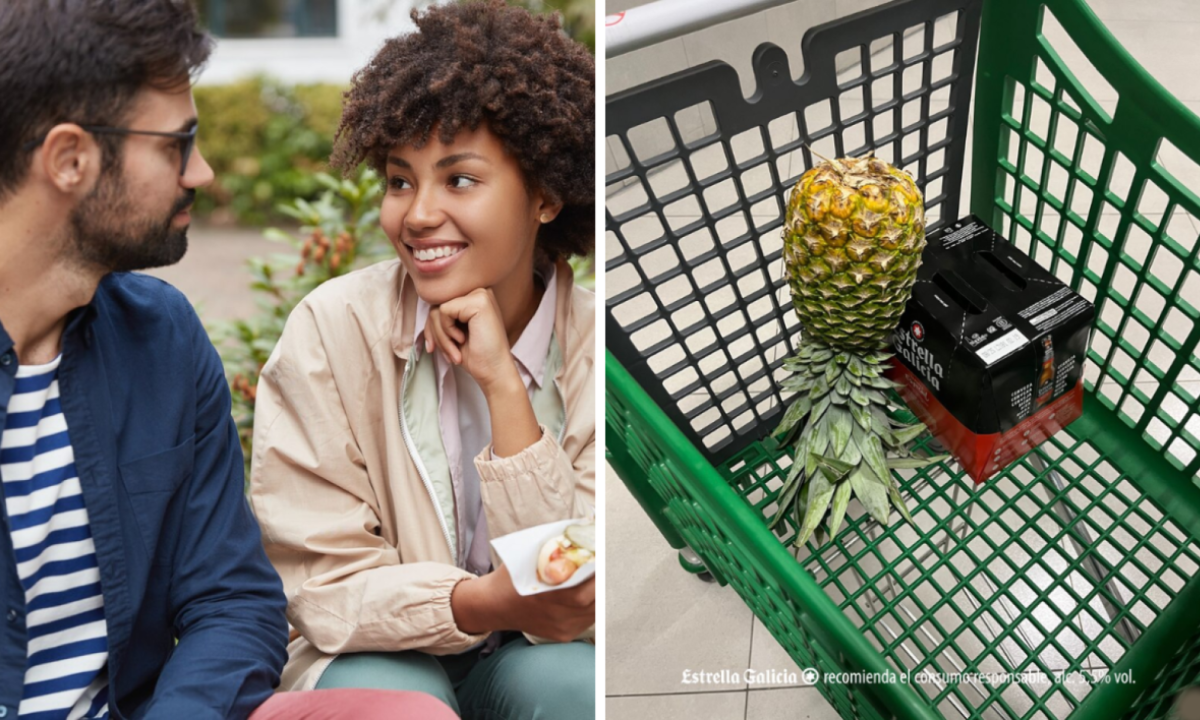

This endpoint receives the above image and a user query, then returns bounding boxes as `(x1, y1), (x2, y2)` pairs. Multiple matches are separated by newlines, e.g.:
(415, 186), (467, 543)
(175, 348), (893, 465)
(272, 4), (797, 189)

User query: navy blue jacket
(0, 273), (288, 719)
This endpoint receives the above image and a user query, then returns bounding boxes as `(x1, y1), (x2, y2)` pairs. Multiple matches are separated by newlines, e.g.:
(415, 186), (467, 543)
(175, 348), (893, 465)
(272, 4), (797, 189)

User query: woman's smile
(405, 240), (468, 273)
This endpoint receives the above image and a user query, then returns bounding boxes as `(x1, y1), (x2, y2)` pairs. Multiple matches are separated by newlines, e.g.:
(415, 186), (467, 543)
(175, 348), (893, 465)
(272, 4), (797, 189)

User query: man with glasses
(0, 2), (457, 718)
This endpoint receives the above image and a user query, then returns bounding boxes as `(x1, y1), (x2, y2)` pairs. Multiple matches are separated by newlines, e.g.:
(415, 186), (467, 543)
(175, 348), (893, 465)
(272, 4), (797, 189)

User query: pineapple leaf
(796, 470), (836, 546)
(810, 375), (830, 399)
(834, 375), (853, 396)
(785, 447), (807, 483)
(781, 375), (815, 392)
(811, 348), (834, 363)
(850, 386), (871, 406)
(850, 467), (891, 525)
(825, 362), (840, 385)
(812, 452), (855, 476)
(864, 388), (888, 405)
(828, 480), (854, 538)
(769, 470), (805, 530)
(830, 407), (853, 455)
(843, 428), (864, 466)
(892, 422), (929, 446)
(811, 393), (833, 425)
(847, 357), (865, 377)
(804, 421), (829, 478)
(865, 351), (894, 364)
(793, 479), (810, 531)
(887, 454), (950, 470)
(773, 395), (812, 438)
(865, 375), (895, 390)
(857, 432), (892, 487)
(834, 353), (850, 366)
(888, 481), (916, 525)
(851, 403), (872, 432)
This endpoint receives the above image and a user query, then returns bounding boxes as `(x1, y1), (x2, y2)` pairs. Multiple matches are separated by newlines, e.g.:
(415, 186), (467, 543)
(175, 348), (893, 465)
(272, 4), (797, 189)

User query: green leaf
(851, 402), (872, 432)
(857, 432), (891, 487)
(773, 395), (812, 438)
(830, 407), (853, 455)
(825, 362), (841, 385)
(851, 386), (871, 406)
(865, 374), (895, 390)
(810, 375), (830, 399)
(850, 468), (891, 525)
(888, 482), (916, 525)
(892, 422), (929, 446)
(796, 470), (836, 546)
(847, 356), (865, 377)
(828, 480), (853, 538)
(813, 453), (854, 476)
(810, 393), (833, 425)
(842, 428), (863, 466)
(793, 480), (810, 530)
(783, 356), (808, 371)
(780, 375), (812, 392)
(811, 348), (834, 363)
(864, 388), (889, 405)
(887, 454), (950, 469)
(262, 228), (296, 244)
(769, 469), (805, 530)
(804, 420), (831, 478)
(834, 375), (853, 396)
(834, 353), (850, 366)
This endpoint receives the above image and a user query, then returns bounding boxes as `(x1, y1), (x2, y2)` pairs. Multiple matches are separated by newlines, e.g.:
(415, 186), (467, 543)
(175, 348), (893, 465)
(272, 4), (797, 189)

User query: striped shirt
(2, 355), (109, 720)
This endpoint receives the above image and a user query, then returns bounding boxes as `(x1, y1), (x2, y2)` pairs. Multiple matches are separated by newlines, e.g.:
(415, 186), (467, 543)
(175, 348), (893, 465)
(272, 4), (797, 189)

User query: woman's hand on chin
(426, 287), (521, 396)
(450, 564), (595, 643)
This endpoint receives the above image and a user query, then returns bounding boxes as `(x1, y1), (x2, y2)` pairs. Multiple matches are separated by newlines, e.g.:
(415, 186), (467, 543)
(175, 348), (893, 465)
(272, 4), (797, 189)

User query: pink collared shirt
(413, 264), (558, 577)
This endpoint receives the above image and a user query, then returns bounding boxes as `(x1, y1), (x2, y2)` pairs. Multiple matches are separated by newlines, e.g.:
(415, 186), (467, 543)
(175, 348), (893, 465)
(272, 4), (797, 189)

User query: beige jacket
(248, 258), (595, 691)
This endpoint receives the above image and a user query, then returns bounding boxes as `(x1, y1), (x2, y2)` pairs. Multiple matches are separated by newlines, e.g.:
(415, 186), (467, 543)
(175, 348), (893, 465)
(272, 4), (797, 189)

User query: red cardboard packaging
(885, 216), (1094, 483)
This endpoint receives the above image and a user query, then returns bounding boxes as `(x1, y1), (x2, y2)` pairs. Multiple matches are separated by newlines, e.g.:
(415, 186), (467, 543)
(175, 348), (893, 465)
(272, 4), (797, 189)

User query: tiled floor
(605, 1), (1200, 718)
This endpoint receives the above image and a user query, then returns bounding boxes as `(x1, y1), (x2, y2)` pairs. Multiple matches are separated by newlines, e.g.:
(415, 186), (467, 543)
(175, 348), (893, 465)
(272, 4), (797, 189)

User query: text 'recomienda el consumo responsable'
(681, 668), (1136, 687)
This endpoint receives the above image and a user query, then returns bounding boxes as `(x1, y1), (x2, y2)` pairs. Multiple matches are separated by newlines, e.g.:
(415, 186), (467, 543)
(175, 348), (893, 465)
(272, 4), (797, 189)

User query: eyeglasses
(23, 124), (199, 176)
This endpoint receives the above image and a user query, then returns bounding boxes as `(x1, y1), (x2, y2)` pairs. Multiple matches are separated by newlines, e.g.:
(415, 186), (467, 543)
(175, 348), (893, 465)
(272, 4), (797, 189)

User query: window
(198, 0), (338, 39)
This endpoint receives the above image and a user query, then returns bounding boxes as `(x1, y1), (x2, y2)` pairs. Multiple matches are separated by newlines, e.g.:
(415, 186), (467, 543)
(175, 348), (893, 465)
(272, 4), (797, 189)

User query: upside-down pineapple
(773, 156), (945, 546)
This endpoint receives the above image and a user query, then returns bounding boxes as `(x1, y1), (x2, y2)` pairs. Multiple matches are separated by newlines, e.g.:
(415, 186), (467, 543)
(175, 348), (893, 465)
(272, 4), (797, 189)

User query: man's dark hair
(0, 0), (213, 201)
(332, 0), (595, 261)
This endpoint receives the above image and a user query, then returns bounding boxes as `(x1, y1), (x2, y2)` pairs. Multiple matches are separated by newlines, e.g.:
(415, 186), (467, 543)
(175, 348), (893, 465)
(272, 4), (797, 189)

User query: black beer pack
(885, 215), (1095, 482)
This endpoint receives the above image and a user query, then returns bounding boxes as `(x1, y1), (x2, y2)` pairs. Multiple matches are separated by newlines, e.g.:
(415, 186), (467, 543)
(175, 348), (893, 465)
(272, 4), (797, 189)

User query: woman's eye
(449, 175), (476, 189)
(388, 176), (412, 190)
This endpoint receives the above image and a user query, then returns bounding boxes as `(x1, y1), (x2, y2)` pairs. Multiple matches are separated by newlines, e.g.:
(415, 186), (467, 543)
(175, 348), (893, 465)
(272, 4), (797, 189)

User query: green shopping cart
(604, 0), (1200, 718)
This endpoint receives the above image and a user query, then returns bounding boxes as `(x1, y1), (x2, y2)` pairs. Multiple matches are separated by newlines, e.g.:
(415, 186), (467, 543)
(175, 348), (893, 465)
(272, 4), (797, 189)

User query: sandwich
(536, 520), (596, 586)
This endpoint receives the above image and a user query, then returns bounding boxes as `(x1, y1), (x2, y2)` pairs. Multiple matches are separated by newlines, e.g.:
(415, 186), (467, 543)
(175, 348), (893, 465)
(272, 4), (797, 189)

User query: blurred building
(196, 0), (419, 85)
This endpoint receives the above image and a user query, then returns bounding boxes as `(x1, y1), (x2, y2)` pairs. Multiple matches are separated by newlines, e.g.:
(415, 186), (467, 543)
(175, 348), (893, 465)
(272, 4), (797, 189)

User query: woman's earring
(540, 213), (550, 223)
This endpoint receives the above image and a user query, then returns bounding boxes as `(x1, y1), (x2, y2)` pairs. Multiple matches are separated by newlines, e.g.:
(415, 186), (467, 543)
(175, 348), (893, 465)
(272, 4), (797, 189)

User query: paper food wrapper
(490, 518), (595, 597)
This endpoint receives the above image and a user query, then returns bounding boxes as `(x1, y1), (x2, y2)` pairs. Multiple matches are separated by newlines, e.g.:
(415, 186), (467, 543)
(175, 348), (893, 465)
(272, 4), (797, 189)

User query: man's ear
(39, 124), (101, 194)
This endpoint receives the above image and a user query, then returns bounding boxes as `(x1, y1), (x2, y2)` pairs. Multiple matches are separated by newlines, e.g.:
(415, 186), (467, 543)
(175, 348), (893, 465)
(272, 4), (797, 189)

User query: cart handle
(606, 0), (797, 58)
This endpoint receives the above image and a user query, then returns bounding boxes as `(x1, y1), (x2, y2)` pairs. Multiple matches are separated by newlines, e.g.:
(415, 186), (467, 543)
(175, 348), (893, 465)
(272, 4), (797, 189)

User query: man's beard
(69, 169), (195, 273)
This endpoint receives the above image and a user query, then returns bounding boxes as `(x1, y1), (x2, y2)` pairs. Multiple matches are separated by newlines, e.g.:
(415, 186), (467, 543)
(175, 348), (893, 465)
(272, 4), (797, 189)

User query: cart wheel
(677, 550), (711, 582)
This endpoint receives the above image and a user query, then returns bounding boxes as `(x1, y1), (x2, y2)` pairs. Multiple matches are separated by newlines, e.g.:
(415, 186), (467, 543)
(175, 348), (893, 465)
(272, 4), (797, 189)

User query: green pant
(315, 633), (595, 720)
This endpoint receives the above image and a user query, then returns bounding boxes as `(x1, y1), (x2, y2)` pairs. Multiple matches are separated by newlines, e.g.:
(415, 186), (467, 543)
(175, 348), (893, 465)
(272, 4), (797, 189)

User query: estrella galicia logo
(911, 321), (925, 341)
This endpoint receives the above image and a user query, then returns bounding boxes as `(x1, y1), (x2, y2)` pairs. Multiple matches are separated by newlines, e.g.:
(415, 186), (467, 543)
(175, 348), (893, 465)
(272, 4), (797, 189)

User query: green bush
(193, 78), (346, 225)
(212, 169), (391, 472)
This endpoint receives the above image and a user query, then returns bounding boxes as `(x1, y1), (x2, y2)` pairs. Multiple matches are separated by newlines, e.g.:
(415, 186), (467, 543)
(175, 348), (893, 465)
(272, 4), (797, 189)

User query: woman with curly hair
(247, 1), (596, 717)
